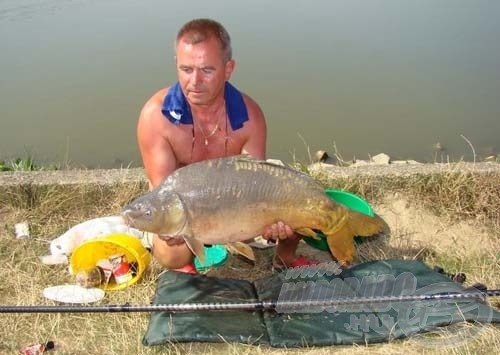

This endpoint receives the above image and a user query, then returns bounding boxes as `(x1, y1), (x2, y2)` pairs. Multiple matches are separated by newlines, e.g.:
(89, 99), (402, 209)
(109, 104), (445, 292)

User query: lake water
(1, 0), (499, 168)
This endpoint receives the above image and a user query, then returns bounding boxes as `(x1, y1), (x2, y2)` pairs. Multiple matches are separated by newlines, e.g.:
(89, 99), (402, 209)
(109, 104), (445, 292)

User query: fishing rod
(1, 289), (498, 314)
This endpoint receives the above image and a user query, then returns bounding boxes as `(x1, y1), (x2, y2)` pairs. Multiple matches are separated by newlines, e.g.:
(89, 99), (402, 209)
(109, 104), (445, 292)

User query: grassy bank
(306, 163), (500, 229)
(0, 164), (499, 354)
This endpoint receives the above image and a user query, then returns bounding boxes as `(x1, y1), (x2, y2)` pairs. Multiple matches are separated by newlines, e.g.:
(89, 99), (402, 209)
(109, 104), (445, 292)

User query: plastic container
(70, 233), (151, 290)
(304, 189), (375, 251)
(14, 221), (30, 239)
(194, 244), (229, 271)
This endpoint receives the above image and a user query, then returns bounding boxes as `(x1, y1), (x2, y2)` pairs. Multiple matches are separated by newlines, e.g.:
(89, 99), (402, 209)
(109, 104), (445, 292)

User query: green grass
(0, 155), (57, 172)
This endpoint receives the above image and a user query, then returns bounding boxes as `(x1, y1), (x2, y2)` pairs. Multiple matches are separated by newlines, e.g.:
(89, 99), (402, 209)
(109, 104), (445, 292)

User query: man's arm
(137, 94), (177, 189)
(240, 95), (267, 159)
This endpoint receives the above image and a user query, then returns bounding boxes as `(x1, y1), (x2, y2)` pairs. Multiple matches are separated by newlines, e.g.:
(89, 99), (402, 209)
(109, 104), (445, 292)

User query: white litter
(43, 285), (105, 304)
(39, 254), (68, 265)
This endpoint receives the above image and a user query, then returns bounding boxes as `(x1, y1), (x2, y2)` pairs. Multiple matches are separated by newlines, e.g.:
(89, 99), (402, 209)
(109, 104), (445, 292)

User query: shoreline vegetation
(1, 152), (499, 354)
(2, 153), (499, 227)
(2, 152), (499, 234)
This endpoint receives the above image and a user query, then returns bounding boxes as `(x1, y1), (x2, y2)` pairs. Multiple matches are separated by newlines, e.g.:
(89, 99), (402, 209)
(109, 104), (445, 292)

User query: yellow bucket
(70, 233), (151, 291)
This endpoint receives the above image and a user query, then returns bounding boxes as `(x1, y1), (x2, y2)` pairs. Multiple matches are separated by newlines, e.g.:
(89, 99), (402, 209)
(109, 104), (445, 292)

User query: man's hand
(262, 221), (294, 241)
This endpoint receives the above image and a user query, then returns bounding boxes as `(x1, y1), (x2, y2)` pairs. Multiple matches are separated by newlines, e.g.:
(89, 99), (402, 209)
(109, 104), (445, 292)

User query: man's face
(176, 36), (235, 107)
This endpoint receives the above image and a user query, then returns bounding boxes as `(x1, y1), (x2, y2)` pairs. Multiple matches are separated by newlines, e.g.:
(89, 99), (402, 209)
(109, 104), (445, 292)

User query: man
(137, 18), (316, 273)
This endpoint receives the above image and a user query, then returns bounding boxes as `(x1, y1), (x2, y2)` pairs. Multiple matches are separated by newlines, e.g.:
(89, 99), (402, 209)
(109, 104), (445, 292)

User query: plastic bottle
(109, 254), (133, 284)
(20, 341), (54, 354)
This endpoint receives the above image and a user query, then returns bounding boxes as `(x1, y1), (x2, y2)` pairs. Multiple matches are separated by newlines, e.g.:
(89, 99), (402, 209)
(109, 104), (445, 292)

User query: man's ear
(225, 59), (235, 80)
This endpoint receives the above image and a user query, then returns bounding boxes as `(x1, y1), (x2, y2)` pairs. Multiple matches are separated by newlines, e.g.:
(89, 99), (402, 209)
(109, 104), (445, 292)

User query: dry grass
(307, 166), (500, 229)
(0, 167), (499, 354)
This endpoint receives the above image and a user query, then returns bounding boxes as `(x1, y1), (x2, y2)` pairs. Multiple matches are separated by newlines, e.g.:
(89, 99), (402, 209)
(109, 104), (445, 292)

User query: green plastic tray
(194, 244), (229, 271)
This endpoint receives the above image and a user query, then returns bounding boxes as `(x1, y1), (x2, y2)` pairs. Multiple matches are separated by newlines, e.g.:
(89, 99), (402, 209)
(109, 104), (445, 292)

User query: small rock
(371, 153), (391, 165)
(314, 150), (329, 163)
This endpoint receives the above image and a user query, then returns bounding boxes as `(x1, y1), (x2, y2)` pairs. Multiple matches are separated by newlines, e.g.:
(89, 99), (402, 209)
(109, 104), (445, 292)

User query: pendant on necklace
(195, 118), (219, 147)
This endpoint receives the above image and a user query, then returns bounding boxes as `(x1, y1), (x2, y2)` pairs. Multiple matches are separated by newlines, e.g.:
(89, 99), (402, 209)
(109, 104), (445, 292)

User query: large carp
(122, 156), (382, 265)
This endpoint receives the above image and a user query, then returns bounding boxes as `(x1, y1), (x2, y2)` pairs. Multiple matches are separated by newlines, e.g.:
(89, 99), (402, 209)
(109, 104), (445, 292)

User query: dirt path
(374, 196), (498, 257)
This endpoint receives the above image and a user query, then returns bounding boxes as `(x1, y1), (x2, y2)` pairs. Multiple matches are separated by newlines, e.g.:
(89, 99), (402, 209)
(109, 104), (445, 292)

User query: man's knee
(152, 237), (194, 268)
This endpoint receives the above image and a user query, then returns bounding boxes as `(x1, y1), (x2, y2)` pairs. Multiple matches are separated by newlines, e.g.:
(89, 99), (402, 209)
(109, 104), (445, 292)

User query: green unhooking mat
(143, 260), (500, 347)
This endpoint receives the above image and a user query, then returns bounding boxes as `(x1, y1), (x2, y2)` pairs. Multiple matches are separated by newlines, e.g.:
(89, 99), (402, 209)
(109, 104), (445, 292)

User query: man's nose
(192, 69), (203, 84)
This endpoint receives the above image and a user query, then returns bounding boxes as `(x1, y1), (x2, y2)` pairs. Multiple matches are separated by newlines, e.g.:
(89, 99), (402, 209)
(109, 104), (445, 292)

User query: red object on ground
(20, 341), (54, 354)
(173, 262), (198, 275)
(273, 255), (320, 271)
(286, 255), (320, 268)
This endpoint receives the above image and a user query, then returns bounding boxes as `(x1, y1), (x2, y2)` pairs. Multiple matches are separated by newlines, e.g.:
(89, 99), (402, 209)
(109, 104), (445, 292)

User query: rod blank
(0, 289), (498, 314)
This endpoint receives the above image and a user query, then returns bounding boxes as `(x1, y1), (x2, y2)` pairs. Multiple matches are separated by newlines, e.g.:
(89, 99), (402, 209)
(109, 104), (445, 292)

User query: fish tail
(325, 211), (382, 266)
(348, 211), (383, 237)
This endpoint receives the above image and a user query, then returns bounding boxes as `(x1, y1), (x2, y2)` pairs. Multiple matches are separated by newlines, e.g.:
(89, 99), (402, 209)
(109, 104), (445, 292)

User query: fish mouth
(121, 208), (139, 226)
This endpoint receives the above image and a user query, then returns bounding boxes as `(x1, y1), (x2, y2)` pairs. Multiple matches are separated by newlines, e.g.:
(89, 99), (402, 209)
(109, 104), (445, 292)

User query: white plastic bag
(49, 216), (146, 256)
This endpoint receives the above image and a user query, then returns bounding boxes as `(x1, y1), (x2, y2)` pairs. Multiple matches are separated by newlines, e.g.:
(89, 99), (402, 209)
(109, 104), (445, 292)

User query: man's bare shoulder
(241, 92), (262, 113)
(140, 87), (170, 119)
(234, 92), (266, 158)
(240, 92), (266, 127)
(138, 87), (173, 143)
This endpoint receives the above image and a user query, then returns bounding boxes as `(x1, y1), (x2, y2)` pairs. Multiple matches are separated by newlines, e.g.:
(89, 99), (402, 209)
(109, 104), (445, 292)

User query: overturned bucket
(70, 233), (151, 291)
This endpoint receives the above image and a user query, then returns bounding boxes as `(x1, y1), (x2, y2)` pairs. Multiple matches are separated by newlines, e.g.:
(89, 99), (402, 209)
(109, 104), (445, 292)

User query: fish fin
(348, 211), (383, 237)
(226, 242), (256, 262)
(183, 236), (206, 265)
(325, 225), (356, 266)
(325, 211), (382, 266)
(296, 228), (321, 240)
